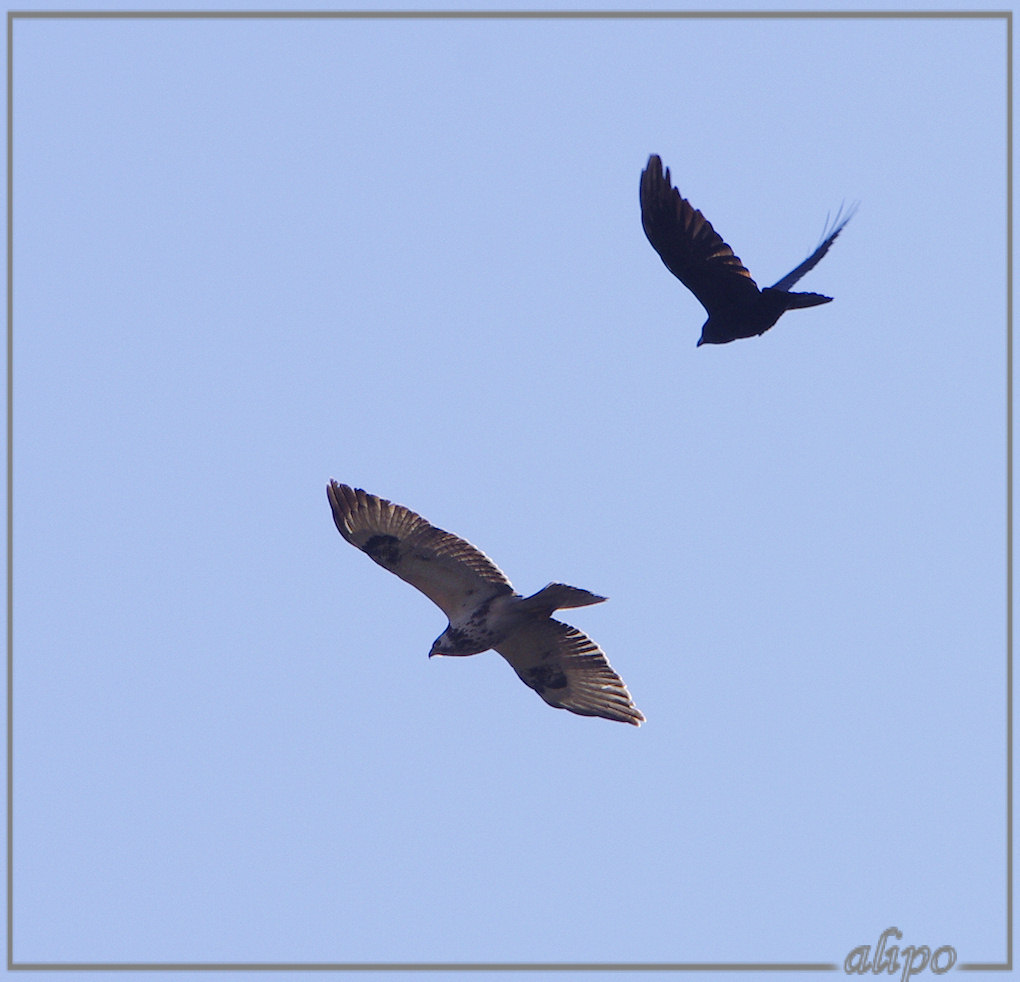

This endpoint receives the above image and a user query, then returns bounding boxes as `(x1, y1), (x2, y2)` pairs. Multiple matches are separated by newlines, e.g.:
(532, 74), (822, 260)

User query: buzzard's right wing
(495, 618), (644, 726)
(328, 482), (514, 620)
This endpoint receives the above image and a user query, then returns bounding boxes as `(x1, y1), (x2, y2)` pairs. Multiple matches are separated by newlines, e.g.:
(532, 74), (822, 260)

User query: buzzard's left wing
(495, 618), (644, 725)
(328, 482), (514, 620)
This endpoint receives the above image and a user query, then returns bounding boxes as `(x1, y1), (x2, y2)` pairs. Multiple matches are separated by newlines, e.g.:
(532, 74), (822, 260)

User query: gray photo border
(5, 9), (1011, 974)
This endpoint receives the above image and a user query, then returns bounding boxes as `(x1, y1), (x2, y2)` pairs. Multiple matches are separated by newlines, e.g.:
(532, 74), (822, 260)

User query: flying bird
(327, 481), (644, 726)
(640, 154), (855, 346)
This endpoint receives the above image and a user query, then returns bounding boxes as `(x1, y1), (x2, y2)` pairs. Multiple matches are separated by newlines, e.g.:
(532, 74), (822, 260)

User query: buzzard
(327, 482), (644, 726)
(640, 153), (855, 346)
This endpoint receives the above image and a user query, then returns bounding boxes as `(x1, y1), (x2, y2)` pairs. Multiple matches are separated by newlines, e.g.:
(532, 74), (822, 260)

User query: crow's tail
(783, 291), (833, 310)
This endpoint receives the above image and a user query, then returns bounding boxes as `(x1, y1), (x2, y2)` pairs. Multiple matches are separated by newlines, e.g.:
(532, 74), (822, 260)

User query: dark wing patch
(495, 618), (644, 726)
(525, 663), (569, 692)
(640, 154), (760, 314)
(362, 534), (401, 567)
(327, 482), (514, 619)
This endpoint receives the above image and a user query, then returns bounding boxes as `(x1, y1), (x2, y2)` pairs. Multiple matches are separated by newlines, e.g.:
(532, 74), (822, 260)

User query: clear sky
(8, 3), (1010, 980)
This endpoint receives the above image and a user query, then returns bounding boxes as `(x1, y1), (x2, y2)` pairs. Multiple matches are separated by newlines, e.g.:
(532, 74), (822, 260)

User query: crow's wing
(770, 203), (857, 291)
(640, 154), (760, 315)
(328, 482), (513, 620)
(495, 618), (644, 726)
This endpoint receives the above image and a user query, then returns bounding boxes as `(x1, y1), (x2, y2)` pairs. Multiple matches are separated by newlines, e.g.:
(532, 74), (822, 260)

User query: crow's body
(640, 154), (854, 345)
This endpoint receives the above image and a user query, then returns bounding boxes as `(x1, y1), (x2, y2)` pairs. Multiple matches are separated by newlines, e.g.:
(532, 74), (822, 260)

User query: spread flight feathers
(328, 482), (644, 726)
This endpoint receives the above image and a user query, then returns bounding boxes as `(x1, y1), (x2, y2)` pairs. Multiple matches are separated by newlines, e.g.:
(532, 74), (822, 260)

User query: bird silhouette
(640, 154), (854, 346)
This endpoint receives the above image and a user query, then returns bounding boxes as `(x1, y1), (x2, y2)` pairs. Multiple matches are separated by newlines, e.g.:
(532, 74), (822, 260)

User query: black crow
(640, 154), (854, 346)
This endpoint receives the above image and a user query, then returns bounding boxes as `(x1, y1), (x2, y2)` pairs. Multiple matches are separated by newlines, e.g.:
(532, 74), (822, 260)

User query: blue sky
(7, 4), (1010, 980)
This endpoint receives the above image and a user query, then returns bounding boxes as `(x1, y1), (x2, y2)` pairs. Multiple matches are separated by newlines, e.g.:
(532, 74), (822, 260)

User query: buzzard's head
(429, 626), (486, 659)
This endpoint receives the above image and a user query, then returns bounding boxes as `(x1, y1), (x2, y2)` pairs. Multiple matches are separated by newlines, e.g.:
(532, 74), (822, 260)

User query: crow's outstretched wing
(495, 618), (644, 726)
(640, 154), (760, 315)
(328, 482), (513, 620)
(770, 204), (858, 291)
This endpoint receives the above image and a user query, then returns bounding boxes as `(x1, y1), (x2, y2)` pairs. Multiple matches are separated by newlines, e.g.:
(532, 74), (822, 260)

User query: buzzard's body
(327, 482), (644, 726)
(640, 154), (854, 346)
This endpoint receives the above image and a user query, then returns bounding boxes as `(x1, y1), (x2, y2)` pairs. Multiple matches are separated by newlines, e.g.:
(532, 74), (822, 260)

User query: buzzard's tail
(783, 290), (833, 310)
(520, 582), (607, 614)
